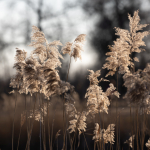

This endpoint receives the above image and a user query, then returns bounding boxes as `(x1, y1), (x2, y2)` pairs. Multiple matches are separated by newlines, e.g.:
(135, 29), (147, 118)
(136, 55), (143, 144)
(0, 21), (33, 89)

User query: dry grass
(5, 10), (150, 150)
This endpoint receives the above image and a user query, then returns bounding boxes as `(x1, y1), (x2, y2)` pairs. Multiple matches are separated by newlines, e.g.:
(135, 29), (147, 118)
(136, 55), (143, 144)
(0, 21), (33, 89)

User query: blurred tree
(81, 0), (150, 96)
(82, 0), (144, 63)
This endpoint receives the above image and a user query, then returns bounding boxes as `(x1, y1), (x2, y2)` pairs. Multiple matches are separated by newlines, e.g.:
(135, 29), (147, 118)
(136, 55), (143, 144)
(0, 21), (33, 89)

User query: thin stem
(25, 94), (29, 150)
(109, 104), (112, 150)
(63, 94), (66, 150)
(43, 104), (46, 150)
(25, 94), (37, 150)
(65, 112), (68, 150)
(51, 110), (55, 150)
(17, 124), (22, 150)
(12, 91), (17, 150)
(63, 56), (72, 150)
(136, 107), (139, 150)
(116, 68), (119, 150)
(39, 94), (42, 150)
(141, 108), (145, 150)
(42, 97), (46, 150)
(66, 56), (71, 82)
(83, 132), (89, 150)
(47, 99), (51, 150)
(103, 111), (105, 150)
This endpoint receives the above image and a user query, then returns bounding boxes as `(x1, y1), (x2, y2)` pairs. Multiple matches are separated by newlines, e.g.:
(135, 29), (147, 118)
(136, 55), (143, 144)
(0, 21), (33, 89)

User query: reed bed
(8, 10), (150, 150)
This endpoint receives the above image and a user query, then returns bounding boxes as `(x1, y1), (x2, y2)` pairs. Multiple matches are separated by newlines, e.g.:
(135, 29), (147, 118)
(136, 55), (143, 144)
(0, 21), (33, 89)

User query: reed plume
(146, 138), (150, 150)
(61, 34), (86, 61)
(93, 123), (115, 144)
(123, 63), (150, 113)
(10, 48), (27, 91)
(85, 70), (120, 115)
(103, 10), (149, 77)
(124, 135), (135, 148)
(67, 111), (87, 135)
(28, 101), (50, 123)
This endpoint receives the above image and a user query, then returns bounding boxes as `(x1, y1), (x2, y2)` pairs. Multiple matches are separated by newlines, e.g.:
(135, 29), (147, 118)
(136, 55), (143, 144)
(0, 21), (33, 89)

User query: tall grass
(9, 10), (150, 150)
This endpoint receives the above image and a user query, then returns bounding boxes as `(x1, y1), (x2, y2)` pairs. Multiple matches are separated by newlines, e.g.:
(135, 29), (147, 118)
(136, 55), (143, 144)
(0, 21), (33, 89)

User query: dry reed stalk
(140, 108), (146, 150)
(72, 110), (83, 149)
(119, 112), (121, 150)
(47, 100), (51, 150)
(116, 68), (119, 150)
(61, 33), (86, 150)
(50, 110), (56, 150)
(83, 132), (89, 150)
(17, 111), (26, 150)
(52, 130), (61, 150)
(12, 91), (17, 150)
(27, 95), (32, 148)
(42, 97), (46, 150)
(133, 107), (135, 150)
(67, 128), (73, 150)
(102, 112), (105, 150)
(130, 106), (135, 150)
(94, 142), (96, 150)
(109, 104), (112, 150)
(17, 122), (22, 150)
(65, 112), (68, 150)
(25, 94), (37, 150)
(39, 94), (42, 150)
(25, 95), (30, 150)
(62, 95), (66, 150)
(136, 108), (139, 150)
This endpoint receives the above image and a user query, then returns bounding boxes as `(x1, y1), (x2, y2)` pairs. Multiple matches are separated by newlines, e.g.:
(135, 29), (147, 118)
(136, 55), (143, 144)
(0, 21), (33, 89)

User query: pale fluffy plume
(105, 83), (120, 98)
(13, 26), (74, 99)
(66, 100), (88, 135)
(61, 42), (72, 55)
(29, 26), (47, 63)
(85, 85), (110, 114)
(87, 70), (101, 85)
(21, 56), (42, 95)
(93, 123), (115, 144)
(103, 10), (149, 77)
(10, 48), (27, 90)
(146, 138), (150, 150)
(28, 26), (65, 98)
(28, 102), (50, 123)
(30, 26), (63, 68)
(33, 28), (65, 99)
(47, 40), (63, 68)
(85, 70), (120, 115)
(93, 123), (100, 142)
(61, 34), (86, 61)
(67, 111), (87, 135)
(65, 102), (77, 117)
(124, 135), (135, 148)
(10, 49), (40, 95)
(123, 64), (150, 113)
(75, 34), (86, 43)
(40, 67), (60, 99)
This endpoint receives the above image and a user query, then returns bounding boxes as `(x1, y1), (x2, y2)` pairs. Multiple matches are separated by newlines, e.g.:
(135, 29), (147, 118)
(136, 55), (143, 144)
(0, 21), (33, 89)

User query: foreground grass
(4, 10), (150, 150)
